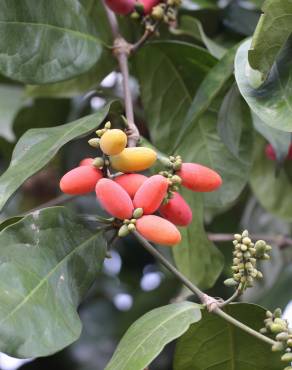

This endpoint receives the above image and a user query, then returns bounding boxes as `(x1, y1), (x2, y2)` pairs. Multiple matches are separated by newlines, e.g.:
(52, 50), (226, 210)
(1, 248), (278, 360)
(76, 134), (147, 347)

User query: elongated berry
(95, 178), (134, 219)
(79, 158), (94, 166)
(110, 147), (157, 172)
(141, 0), (160, 13)
(159, 192), (192, 226)
(114, 173), (147, 198)
(105, 0), (135, 14)
(136, 215), (181, 246)
(60, 166), (103, 195)
(133, 175), (168, 214)
(100, 129), (127, 156)
(178, 163), (222, 192)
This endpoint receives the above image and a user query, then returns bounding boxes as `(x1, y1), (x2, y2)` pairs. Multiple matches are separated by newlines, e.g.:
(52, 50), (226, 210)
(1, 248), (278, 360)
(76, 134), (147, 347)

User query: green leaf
(248, 0), (292, 78)
(175, 43), (237, 147)
(105, 302), (202, 370)
(0, 0), (102, 84)
(134, 42), (249, 208)
(252, 112), (291, 161)
(235, 38), (292, 132)
(174, 303), (282, 370)
(250, 135), (292, 220)
(0, 207), (107, 358)
(173, 191), (224, 289)
(0, 85), (26, 142)
(0, 216), (22, 232)
(173, 16), (226, 59)
(218, 84), (253, 160)
(0, 102), (112, 212)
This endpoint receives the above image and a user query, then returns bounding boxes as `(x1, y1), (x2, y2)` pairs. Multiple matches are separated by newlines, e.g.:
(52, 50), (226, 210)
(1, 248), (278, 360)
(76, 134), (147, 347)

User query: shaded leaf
(105, 302), (202, 370)
(235, 39), (292, 132)
(173, 191), (224, 289)
(0, 0), (102, 84)
(0, 102), (112, 212)
(173, 16), (226, 58)
(250, 135), (292, 220)
(174, 303), (282, 370)
(0, 207), (107, 358)
(0, 85), (26, 142)
(252, 112), (291, 161)
(218, 84), (253, 159)
(249, 0), (292, 78)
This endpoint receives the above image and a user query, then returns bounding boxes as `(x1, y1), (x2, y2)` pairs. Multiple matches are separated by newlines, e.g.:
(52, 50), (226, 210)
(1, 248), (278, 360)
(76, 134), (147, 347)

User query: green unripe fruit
(133, 207), (144, 219)
(92, 157), (105, 168)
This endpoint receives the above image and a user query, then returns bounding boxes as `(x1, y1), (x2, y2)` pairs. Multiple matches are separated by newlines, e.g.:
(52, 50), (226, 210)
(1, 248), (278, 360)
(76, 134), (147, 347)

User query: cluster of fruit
(60, 122), (222, 246)
(105, 0), (181, 25)
(224, 231), (272, 292)
(260, 308), (292, 369)
(265, 143), (292, 161)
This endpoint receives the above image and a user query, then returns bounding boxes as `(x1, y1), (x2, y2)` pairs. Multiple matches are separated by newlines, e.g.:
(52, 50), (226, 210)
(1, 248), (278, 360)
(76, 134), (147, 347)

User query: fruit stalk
(133, 230), (277, 346)
(102, 0), (140, 147)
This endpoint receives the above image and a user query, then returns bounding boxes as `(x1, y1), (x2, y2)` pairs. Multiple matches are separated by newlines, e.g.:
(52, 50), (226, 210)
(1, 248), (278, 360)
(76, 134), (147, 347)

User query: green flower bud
(173, 161), (182, 170)
(240, 244), (248, 252)
(127, 223), (136, 232)
(224, 278), (239, 287)
(276, 332), (290, 341)
(260, 328), (268, 334)
(151, 5), (164, 20)
(118, 225), (130, 237)
(130, 219), (137, 224)
(272, 342), (285, 352)
(92, 157), (104, 168)
(270, 323), (286, 334)
(242, 230), (249, 238)
(133, 208), (143, 219)
(171, 175), (182, 184)
(281, 353), (292, 362)
(234, 234), (242, 241)
(242, 237), (251, 245)
(287, 339), (292, 347)
(96, 129), (103, 137)
(284, 367), (292, 370)
(160, 157), (173, 168)
(104, 121), (111, 129)
(274, 308), (282, 318)
(257, 271), (263, 279)
(88, 138), (100, 148)
(266, 310), (273, 318)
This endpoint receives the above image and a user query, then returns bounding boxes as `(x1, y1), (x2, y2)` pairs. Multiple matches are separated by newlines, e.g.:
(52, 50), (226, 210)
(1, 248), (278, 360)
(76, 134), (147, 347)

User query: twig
(102, 0), (140, 147)
(220, 289), (241, 308)
(133, 231), (277, 347)
(208, 233), (292, 249)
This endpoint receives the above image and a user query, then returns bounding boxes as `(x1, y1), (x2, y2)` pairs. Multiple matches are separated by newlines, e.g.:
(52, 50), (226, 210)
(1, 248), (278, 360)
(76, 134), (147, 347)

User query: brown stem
(102, 0), (140, 147)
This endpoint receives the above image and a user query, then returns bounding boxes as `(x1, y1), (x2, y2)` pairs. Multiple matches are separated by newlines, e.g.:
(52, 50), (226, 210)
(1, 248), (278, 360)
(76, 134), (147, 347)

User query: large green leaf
(0, 0), (102, 84)
(248, 0), (292, 78)
(174, 303), (282, 370)
(0, 102), (111, 212)
(134, 42), (249, 209)
(0, 85), (26, 142)
(0, 207), (107, 358)
(173, 191), (224, 289)
(105, 302), (202, 370)
(250, 135), (292, 220)
(235, 39), (292, 132)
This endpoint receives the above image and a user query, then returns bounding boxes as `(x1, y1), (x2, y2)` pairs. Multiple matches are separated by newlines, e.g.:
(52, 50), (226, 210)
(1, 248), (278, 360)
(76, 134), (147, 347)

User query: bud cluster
(224, 230), (272, 292)
(260, 309), (292, 368)
(118, 208), (144, 237)
(88, 121), (112, 149)
(151, 0), (181, 23)
(159, 155), (183, 203)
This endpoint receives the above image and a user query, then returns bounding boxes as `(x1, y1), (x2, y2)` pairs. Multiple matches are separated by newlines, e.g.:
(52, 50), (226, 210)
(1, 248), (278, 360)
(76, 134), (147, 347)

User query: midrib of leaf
(274, 64), (292, 114)
(0, 232), (99, 327)
(0, 20), (99, 44)
(110, 305), (197, 370)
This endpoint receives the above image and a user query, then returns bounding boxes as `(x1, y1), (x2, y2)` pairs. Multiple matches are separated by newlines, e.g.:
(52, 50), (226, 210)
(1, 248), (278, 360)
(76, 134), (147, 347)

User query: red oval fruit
(159, 193), (192, 226)
(178, 163), (222, 192)
(136, 215), (181, 246)
(79, 157), (94, 166)
(133, 175), (169, 214)
(141, 0), (160, 14)
(95, 178), (134, 220)
(105, 0), (135, 14)
(60, 166), (103, 195)
(114, 173), (147, 198)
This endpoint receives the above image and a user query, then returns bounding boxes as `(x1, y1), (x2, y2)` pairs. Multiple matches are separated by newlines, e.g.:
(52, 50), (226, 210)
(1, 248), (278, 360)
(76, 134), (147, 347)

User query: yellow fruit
(99, 129), (127, 155)
(110, 147), (157, 172)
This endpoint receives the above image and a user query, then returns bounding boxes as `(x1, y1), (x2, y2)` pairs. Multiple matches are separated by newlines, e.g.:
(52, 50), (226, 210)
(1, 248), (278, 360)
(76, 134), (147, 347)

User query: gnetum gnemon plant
(0, 0), (292, 369)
